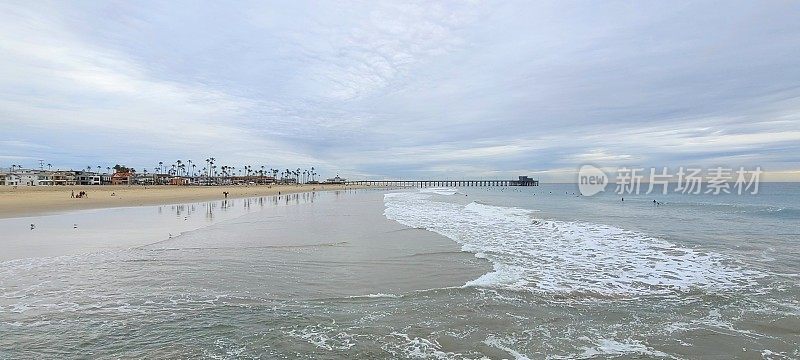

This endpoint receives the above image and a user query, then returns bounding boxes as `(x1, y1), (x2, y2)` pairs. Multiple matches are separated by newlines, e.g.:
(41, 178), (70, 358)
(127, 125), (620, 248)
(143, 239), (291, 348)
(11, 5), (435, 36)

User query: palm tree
(107, 166), (111, 174)
(158, 161), (163, 174)
(46, 163), (52, 171)
(311, 167), (315, 182)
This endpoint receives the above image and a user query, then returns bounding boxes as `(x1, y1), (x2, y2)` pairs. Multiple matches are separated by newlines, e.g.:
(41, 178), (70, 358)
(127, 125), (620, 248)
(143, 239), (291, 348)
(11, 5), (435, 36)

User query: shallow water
(1, 185), (798, 359)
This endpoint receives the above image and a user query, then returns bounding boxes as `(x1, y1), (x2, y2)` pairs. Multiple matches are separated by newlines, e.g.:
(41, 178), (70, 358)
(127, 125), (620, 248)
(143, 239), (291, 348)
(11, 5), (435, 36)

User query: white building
(3, 173), (39, 186)
(0, 173), (14, 186)
(324, 175), (346, 184)
(77, 172), (101, 185)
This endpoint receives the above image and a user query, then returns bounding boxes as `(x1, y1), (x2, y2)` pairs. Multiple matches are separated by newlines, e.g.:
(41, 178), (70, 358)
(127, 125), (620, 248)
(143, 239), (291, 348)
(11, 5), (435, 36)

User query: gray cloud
(1, 1), (798, 180)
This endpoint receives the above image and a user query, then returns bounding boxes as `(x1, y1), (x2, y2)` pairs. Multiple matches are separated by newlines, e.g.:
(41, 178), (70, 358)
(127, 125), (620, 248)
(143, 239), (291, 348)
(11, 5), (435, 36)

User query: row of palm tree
(152, 159), (319, 184)
(8, 160), (322, 185)
(10, 163), (120, 175)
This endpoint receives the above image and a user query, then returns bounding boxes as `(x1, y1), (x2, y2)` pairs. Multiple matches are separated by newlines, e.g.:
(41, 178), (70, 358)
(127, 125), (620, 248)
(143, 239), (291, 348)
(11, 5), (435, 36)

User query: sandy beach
(0, 184), (375, 218)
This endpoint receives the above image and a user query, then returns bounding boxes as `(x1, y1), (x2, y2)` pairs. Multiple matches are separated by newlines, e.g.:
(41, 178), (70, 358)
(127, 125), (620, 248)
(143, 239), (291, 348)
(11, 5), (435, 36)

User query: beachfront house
(226, 175), (275, 185)
(111, 171), (133, 185)
(36, 172), (54, 186)
(133, 173), (155, 185)
(169, 177), (190, 186)
(15, 173), (39, 186)
(100, 174), (112, 185)
(77, 171), (101, 185)
(1, 173), (19, 186)
(49, 171), (77, 186)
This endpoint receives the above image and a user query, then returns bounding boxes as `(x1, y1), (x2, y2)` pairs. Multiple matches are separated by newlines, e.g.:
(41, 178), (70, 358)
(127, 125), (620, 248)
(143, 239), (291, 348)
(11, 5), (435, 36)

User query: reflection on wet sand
(1, 188), (377, 262)
(157, 191), (324, 221)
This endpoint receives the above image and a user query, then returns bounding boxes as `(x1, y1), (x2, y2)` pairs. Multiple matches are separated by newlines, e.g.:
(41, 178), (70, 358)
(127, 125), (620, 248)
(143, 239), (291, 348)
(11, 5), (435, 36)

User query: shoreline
(0, 184), (381, 219)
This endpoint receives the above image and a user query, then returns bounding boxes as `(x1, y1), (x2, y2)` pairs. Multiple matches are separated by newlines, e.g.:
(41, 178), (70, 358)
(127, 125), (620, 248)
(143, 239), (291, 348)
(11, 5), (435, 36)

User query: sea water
(1, 185), (798, 359)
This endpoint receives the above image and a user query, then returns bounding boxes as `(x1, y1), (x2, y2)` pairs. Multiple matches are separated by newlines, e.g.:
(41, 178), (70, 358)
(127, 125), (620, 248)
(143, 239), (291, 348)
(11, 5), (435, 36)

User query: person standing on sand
(71, 191), (74, 198)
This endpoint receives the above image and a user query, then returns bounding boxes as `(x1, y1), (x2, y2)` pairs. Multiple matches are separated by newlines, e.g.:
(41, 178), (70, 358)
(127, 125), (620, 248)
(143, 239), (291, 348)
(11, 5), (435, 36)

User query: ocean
(1, 184), (798, 359)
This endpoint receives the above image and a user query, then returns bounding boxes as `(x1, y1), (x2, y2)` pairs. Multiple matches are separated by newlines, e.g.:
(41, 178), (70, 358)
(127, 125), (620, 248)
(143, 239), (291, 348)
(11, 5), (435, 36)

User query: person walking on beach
(71, 191), (75, 198)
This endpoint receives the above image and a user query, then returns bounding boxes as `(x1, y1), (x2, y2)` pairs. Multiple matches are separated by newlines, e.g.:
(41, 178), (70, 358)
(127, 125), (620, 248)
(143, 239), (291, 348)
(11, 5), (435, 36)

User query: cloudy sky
(1, 1), (799, 181)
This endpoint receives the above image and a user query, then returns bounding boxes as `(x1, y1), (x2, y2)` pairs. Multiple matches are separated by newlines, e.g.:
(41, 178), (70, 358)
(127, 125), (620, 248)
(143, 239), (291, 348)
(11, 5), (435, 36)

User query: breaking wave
(383, 190), (760, 298)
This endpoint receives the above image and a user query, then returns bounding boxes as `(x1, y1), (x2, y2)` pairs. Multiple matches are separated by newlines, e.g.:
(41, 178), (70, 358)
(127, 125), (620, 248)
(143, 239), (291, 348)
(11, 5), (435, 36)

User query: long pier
(344, 178), (538, 187)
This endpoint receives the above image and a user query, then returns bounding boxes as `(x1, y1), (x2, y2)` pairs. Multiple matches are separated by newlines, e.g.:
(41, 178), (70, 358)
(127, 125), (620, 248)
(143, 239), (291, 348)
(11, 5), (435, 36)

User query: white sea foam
(484, 335), (531, 359)
(577, 338), (670, 358)
(382, 332), (462, 359)
(418, 187), (460, 196)
(384, 191), (760, 297)
(286, 322), (357, 351)
(349, 293), (399, 299)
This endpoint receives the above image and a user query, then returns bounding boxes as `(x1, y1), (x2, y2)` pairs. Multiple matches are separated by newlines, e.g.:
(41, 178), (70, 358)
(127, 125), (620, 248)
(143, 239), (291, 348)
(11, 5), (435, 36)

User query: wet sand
(0, 184), (376, 219)
(1, 196), (269, 261)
